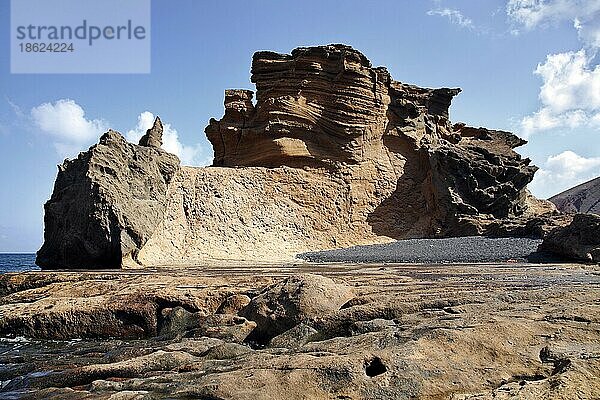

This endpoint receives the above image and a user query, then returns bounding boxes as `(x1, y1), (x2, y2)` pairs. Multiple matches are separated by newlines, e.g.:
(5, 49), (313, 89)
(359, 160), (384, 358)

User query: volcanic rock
(37, 44), (555, 266)
(36, 130), (180, 269)
(204, 45), (542, 239)
(1, 264), (599, 398)
(550, 176), (600, 214)
(138, 116), (164, 148)
(239, 274), (353, 343)
(538, 213), (600, 262)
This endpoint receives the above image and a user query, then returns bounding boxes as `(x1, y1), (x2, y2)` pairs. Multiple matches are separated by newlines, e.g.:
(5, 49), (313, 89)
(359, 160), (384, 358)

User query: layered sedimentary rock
(204, 44), (545, 242)
(39, 44), (553, 267)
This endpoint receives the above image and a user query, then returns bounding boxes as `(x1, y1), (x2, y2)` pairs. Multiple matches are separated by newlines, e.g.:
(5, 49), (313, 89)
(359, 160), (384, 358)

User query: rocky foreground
(1, 263), (599, 399)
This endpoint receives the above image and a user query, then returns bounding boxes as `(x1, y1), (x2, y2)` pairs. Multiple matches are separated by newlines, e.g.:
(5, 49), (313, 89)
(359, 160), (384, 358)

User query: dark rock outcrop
(538, 213), (600, 262)
(138, 116), (164, 148)
(36, 130), (180, 269)
(550, 176), (600, 214)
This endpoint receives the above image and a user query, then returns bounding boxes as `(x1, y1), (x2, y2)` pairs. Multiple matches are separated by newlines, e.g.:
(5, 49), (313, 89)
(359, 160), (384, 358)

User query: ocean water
(0, 253), (39, 274)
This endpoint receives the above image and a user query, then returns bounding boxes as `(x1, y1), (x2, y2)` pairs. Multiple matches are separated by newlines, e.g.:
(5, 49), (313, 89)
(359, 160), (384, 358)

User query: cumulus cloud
(520, 49), (600, 135)
(529, 150), (600, 198)
(507, 0), (600, 47)
(507, 1), (600, 135)
(31, 99), (108, 157)
(29, 99), (209, 165)
(126, 111), (208, 166)
(427, 8), (474, 29)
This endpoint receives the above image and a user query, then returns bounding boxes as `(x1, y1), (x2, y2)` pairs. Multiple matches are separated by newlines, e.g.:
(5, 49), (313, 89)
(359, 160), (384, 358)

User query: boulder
(538, 213), (600, 262)
(36, 130), (180, 269)
(240, 274), (353, 343)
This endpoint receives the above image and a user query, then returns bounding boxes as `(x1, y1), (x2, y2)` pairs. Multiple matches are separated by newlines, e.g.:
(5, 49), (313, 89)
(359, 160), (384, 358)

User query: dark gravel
(299, 237), (545, 264)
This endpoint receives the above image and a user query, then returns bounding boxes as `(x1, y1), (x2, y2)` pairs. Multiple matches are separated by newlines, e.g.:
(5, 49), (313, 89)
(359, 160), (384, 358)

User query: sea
(0, 253), (39, 274)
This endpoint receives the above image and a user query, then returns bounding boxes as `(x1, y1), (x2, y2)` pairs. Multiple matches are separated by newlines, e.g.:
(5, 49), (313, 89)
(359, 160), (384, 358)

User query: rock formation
(205, 45), (550, 240)
(138, 116), (164, 148)
(539, 213), (600, 262)
(239, 274), (353, 343)
(38, 44), (557, 267)
(1, 264), (599, 398)
(36, 130), (179, 269)
(550, 176), (600, 214)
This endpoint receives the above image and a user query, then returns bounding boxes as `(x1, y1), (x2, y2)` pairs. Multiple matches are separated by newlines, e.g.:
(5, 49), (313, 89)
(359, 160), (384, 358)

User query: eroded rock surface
(239, 274), (353, 343)
(1, 263), (599, 399)
(205, 45), (543, 240)
(37, 45), (559, 266)
(36, 130), (180, 269)
(138, 116), (164, 148)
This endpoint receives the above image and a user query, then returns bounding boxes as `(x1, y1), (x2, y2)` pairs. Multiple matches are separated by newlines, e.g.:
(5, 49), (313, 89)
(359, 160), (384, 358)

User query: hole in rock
(365, 357), (387, 377)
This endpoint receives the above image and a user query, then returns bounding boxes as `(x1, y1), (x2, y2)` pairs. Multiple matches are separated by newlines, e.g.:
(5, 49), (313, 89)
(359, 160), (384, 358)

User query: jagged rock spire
(139, 116), (163, 148)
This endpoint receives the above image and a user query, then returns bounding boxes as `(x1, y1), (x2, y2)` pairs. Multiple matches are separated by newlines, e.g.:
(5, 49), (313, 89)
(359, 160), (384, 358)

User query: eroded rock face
(36, 130), (180, 269)
(240, 274), (353, 343)
(205, 44), (541, 240)
(138, 116), (163, 148)
(38, 44), (552, 267)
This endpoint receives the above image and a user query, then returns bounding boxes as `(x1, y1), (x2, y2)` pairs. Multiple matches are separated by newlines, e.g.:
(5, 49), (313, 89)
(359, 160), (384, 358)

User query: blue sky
(1, 0), (599, 252)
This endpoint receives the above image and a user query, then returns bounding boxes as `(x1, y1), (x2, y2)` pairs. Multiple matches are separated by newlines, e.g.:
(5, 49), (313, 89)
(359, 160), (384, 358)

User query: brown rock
(204, 44), (541, 242)
(1, 265), (599, 399)
(37, 45), (553, 266)
(538, 213), (600, 262)
(138, 116), (163, 148)
(36, 129), (180, 269)
(240, 274), (353, 343)
(216, 294), (251, 314)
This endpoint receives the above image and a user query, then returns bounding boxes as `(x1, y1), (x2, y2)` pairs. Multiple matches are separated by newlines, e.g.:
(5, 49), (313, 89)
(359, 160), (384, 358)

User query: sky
(0, 0), (599, 252)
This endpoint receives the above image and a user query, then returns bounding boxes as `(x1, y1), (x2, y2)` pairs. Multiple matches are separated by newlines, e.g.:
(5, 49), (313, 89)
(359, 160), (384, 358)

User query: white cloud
(31, 99), (108, 157)
(507, 0), (600, 47)
(29, 100), (209, 165)
(427, 8), (474, 29)
(126, 111), (208, 166)
(520, 50), (600, 135)
(529, 150), (600, 198)
(507, 1), (600, 135)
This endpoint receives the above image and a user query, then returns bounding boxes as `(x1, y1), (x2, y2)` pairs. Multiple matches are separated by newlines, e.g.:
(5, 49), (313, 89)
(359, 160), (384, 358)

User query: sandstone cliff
(38, 45), (553, 268)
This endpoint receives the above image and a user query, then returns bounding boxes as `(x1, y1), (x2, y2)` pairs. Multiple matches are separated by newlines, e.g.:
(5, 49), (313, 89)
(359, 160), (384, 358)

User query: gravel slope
(299, 237), (543, 263)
